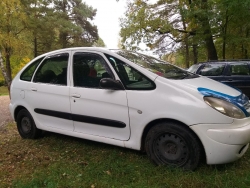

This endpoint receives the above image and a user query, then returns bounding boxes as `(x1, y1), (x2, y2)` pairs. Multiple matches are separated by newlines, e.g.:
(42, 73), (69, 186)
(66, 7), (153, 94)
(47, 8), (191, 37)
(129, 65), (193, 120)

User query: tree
(93, 38), (106, 47)
(120, 0), (250, 67)
(0, 0), (27, 87)
(22, 0), (99, 57)
(0, 0), (101, 89)
(53, 0), (99, 49)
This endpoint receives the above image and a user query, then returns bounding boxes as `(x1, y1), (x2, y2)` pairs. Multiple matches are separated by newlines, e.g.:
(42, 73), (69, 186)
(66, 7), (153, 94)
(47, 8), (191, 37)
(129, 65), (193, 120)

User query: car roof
(39, 47), (111, 56)
(196, 60), (250, 65)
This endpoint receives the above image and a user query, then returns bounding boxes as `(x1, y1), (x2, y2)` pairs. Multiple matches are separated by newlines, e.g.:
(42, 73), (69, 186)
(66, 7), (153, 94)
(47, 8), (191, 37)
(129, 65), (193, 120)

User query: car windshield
(187, 64), (200, 73)
(113, 50), (198, 80)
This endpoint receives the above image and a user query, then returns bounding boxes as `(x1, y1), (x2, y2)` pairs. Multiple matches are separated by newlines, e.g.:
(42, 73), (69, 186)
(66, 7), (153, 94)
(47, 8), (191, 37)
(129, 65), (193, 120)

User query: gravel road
(0, 96), (12, 127)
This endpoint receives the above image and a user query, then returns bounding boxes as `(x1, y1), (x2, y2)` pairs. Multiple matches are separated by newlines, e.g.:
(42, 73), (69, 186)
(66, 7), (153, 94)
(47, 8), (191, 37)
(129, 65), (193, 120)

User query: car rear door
(223, 62), (250, 97)
(26, 52), (73, 131)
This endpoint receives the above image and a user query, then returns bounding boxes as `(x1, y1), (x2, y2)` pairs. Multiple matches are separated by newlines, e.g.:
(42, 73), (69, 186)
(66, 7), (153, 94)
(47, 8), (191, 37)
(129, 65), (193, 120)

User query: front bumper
(190, 118), (250, 165)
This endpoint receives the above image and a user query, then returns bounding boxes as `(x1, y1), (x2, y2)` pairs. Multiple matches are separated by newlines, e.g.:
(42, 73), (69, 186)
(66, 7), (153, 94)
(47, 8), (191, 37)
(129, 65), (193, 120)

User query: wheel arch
(140, 118), (206, 160)
(14, 106), (28, 121)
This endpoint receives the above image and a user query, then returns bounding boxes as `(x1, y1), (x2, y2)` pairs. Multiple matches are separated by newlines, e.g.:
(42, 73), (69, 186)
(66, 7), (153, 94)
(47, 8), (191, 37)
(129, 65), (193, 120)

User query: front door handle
(31, 87), (37, 91)
(71, 94), (81, 98)
(228, 79), (233, 81)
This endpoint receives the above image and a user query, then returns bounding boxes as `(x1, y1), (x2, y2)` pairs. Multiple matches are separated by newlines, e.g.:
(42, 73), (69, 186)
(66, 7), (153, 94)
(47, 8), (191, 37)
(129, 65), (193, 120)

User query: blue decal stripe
(198, 87), (249, 117)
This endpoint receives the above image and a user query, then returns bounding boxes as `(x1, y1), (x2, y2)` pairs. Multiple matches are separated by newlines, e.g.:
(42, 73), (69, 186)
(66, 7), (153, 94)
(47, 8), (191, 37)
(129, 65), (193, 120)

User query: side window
(20, 56), (44, 81)
(73, 52), (113, 88)
(199, 63), (225, 76)
(33, 53), (69, 85)
(230, 63), (250, 75)
(105, 54), (155, 90)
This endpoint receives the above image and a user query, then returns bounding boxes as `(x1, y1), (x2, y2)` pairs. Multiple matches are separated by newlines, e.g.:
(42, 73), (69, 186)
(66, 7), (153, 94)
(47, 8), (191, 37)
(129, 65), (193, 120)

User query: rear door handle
(228, 79), (233, 81)
(31, 87), (37, 91)
(71, 94), (81, 98)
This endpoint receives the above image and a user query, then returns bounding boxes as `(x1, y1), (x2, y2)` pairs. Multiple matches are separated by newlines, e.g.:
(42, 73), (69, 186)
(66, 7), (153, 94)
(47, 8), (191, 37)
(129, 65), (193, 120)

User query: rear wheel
(16, 109), (42, 139)
(145, 122), (202, 170)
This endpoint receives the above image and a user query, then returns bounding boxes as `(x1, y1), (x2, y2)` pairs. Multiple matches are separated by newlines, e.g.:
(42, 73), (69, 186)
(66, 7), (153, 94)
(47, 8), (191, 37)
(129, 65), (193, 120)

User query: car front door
(26, 52), (74, 131)
(69, 51), (130, 140)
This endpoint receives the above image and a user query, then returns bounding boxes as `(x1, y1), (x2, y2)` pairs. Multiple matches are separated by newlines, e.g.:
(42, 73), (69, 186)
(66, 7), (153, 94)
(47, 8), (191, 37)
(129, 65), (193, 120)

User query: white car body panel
(70, 87), (130, 140)
(9, 47), (250, 166)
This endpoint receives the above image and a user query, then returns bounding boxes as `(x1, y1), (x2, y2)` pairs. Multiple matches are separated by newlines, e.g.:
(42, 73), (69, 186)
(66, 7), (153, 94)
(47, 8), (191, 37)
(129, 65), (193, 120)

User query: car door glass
(20, 56), (45, 81)
(73, 52), (114, 88)
(105, 54), (155, 90)
(230, 63), (250, 75)
(33, 53), (69, 85)
(200, 64), (225, 76)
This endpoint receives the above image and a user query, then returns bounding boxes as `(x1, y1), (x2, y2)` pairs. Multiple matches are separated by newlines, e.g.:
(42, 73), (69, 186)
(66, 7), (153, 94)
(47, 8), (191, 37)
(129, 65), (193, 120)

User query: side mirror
(99, 78), (124, 90)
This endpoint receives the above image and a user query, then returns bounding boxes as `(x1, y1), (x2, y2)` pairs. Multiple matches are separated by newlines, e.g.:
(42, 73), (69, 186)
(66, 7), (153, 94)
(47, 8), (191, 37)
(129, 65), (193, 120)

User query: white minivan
(9, 47), (250, 170)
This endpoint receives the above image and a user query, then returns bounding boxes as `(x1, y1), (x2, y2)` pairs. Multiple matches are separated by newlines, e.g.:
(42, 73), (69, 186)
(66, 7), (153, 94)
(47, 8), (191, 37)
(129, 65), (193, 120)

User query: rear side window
(199, 63), (225, 76)
(230, 63), (250, 75)
(33, 53), (69, 85)
(20, 56), (44, 81)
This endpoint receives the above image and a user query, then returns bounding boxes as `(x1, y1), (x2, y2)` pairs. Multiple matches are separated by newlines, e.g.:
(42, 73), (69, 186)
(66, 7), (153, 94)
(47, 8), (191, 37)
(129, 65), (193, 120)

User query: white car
(9, 47), (250, 170)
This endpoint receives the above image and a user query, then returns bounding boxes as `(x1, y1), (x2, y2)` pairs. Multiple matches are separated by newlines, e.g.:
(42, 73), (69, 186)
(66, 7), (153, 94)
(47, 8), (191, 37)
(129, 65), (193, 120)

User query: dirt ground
(0, 96), (12, 127)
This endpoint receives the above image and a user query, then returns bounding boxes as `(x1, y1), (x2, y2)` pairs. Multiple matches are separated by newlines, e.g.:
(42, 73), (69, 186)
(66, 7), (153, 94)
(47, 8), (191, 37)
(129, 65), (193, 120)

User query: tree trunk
(222, 14), (228, 60)
(60, 32), (68, 48)
(180, 5), (190, 68)
(200, 0), (218, 61)
(0, 51), (11, 89)
(193, 44), (198, 64)
(4, 47), (12, 83)
(34, 35), (38, 57)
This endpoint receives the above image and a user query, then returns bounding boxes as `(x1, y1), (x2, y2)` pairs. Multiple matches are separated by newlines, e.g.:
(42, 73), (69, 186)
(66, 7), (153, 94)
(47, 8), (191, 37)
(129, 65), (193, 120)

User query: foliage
(1, 123), (250, 187)
(120, 0), (250, 67)
(21, 0), (99, 56)
(0, 0), (105, 89)
(93, 38), (106, 47)
(0, 0), (28, 86)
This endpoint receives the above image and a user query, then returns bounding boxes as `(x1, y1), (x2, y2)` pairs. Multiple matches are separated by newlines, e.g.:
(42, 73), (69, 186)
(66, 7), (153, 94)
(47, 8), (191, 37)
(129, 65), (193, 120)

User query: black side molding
(34, 108), (126, 128)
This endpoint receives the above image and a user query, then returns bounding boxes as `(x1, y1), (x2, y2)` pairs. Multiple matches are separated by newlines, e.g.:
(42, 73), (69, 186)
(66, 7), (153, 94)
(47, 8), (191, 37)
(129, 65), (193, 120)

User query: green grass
(0, 86), (8, 96)
(1, 123), (250, 188)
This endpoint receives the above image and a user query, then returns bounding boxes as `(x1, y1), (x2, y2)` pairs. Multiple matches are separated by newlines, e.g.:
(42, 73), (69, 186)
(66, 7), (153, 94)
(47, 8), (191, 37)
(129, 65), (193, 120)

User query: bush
(0, 80), (6, 87)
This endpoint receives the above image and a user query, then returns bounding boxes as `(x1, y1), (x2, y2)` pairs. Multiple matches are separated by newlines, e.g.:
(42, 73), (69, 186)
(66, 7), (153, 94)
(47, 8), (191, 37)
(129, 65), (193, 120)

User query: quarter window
(105, 54), (155, 90)
(200, 64), (225, 76)
(20, 56), (44, 81)
(73, 52), (114, 88)
(33, 53), (69, 85)
(230, 63), (250, 75)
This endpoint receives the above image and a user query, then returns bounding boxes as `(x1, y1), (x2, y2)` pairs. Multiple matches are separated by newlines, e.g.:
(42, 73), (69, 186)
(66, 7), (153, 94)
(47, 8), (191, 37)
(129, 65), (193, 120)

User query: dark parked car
(188, 61), (250, 97)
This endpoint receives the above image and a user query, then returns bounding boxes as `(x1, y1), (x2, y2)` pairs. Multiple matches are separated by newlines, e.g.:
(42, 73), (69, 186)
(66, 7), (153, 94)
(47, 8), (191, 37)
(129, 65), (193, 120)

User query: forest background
(1, 0), (250, 87)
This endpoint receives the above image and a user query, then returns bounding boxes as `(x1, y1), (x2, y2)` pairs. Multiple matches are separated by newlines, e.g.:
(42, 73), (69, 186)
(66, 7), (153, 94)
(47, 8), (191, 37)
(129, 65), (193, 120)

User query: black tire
(145, 122), (202, 170)
(16, 109), (42, 139)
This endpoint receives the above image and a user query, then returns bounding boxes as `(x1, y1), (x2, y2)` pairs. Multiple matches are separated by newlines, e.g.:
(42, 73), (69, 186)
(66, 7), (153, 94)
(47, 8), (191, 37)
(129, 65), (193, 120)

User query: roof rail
(207, 59), (250, 62)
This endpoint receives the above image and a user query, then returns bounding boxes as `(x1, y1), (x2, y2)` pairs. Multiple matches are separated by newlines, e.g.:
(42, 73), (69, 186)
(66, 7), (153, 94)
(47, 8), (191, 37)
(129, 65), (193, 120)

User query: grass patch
(1, 123), (250, 188)
(0, 86), (8, 96)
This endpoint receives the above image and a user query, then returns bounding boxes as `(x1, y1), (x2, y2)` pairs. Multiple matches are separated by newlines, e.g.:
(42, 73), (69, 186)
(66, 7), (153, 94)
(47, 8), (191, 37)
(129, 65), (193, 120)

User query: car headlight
(204, 97), (246, 119)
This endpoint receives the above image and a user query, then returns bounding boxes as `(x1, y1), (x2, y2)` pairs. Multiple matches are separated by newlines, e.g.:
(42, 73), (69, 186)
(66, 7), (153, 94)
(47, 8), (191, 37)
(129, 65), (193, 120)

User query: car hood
(157, 76), (250, 115)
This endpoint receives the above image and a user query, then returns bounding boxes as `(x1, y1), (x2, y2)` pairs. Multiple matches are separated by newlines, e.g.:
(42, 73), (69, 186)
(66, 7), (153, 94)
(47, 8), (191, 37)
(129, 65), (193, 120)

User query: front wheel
(145, 122), (202, 170)
(16, 109), (42, 139)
